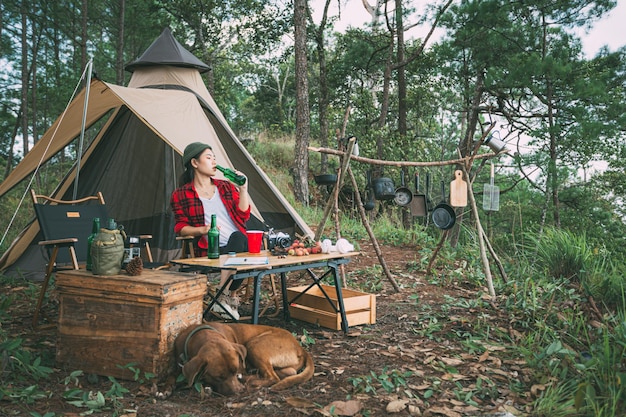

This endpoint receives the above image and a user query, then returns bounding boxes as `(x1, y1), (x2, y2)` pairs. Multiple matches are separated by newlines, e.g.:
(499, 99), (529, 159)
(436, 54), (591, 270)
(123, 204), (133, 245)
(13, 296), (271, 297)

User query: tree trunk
(116, 0), (126, 85)
(395, 0), (406, 135)
(81, 0), (88, 70)
(293, 0), (310, 204)
(314, 0), (332, 175)
(20, 4), (28, 156)
(30, 22), (38, 150)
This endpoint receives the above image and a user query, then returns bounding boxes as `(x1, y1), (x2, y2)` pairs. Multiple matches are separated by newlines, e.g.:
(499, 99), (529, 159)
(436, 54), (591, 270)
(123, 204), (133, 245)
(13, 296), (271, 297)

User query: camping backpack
(91, 225), (125, 275)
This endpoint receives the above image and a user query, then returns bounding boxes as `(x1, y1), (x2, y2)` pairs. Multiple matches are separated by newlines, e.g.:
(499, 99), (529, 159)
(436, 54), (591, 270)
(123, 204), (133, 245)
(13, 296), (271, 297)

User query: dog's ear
(182, 356), (206, 387)
(235, 344), (247, 368)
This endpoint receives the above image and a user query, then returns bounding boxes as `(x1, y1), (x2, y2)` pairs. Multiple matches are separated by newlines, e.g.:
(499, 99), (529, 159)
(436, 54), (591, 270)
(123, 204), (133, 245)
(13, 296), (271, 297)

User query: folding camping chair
(30, 190), (158, 328)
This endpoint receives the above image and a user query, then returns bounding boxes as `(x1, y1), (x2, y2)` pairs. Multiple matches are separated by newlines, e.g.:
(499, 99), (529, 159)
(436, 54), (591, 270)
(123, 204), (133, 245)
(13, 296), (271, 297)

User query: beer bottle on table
(208, 214), (220, 259)
(216, 165), (246, 186)
(86, 217), (100, 271)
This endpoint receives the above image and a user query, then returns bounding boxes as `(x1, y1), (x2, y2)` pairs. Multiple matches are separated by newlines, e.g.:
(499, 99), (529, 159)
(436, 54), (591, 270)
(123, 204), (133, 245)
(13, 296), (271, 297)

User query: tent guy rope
(0, 61), (92, 248)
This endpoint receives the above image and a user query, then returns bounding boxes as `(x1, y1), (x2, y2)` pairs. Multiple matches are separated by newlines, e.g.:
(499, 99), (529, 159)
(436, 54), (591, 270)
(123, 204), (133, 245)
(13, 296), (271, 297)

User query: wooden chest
(55, 269), (206, 380)
(287, 284), (376, 330)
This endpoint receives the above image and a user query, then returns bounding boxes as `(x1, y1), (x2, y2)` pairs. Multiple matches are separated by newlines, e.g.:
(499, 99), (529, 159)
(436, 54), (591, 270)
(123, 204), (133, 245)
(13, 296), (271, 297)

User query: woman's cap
(182, 142), (212, 166)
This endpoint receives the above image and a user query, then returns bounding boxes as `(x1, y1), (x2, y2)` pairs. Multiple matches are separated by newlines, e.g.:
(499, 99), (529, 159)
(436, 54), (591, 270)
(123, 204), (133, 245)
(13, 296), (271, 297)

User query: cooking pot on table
(431, 181), (456, 230)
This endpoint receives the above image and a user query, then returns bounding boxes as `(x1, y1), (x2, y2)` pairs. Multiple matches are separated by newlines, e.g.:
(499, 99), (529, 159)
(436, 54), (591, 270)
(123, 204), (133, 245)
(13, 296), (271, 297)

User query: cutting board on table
(449, 170), (467, 207)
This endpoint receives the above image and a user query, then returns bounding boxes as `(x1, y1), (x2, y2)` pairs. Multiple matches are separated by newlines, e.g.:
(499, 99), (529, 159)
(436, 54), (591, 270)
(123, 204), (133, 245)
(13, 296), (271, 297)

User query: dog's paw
(154, 386), (174, 400)
(153, 377), (177, 400)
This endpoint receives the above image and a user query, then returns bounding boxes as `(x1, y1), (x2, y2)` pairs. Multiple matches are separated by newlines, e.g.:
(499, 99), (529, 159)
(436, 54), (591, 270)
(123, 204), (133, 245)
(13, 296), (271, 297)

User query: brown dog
(162, 322), (314, 396)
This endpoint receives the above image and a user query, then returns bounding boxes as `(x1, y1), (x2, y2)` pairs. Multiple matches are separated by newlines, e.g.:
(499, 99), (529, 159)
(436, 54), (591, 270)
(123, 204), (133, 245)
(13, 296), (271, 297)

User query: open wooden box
(286, 284), (376, 330)
(55, 269), (206, 380)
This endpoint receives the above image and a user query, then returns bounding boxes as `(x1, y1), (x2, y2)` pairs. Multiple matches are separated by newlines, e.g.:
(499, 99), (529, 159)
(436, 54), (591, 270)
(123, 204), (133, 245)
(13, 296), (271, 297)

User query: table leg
(280, 271), (290, 321)
(329, 261), (349, 333)
(251, 272), (268, 324)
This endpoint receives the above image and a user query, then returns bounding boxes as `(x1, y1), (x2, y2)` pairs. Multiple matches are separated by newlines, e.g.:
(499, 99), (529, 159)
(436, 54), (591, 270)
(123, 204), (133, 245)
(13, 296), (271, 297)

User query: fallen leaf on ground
(322, 400), (362, 416)
(386, 399), (409, 413)
(285, 396), (316, 408)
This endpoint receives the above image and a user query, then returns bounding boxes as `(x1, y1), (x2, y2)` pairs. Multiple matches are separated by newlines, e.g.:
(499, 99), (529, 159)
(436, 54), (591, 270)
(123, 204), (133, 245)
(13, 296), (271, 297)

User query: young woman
(170, 142), (250, 319)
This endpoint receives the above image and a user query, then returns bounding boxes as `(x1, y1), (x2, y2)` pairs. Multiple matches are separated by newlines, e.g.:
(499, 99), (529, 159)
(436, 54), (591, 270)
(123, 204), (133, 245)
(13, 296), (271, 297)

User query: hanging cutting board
(483, 162), (500, 211)
(449, 170), (467, 207)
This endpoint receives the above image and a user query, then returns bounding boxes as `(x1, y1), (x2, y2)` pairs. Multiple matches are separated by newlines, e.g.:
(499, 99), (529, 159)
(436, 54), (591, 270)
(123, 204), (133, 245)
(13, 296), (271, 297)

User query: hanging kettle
(372, 170), (395, 200)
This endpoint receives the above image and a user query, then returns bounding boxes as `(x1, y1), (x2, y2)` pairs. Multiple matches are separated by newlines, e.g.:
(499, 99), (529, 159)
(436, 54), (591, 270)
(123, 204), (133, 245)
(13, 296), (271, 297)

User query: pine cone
(125, 256), (143, 276)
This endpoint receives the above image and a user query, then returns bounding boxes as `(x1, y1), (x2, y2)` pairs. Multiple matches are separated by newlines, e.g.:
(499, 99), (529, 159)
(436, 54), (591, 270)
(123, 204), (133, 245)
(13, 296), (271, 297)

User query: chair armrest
(38, 238), (79, 246)
(176, 235), (195, 258)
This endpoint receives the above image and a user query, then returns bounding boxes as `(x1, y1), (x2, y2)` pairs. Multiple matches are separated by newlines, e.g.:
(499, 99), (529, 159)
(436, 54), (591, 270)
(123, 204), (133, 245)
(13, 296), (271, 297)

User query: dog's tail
(270, 350), (315, 391)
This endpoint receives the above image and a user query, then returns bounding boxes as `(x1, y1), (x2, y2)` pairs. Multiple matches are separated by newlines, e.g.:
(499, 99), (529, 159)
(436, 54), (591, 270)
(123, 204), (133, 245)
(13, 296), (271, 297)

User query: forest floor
(2, 240), (530, 417)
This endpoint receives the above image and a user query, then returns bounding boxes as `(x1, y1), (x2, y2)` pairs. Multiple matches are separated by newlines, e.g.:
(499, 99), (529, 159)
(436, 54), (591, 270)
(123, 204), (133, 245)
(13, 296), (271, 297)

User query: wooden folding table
(170, 251), (360, 333)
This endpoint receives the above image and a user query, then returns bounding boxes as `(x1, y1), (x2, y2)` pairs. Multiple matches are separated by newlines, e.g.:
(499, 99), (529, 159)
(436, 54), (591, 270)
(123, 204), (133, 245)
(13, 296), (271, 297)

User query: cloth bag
(91, 228), (125, 275)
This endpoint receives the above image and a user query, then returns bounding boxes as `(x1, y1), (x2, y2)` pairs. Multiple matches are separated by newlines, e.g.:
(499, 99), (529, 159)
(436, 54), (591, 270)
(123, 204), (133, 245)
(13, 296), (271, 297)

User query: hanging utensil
(394, 171), (413, 207)
(372, 169), (395, 200)
(363, 170), (375, 211)
(449, 170), (468, 207)
(425, 172), (434, 212)
(408, 172), (427, 216)
(483, 162), (500, 211)
(431, 181), (456, 230)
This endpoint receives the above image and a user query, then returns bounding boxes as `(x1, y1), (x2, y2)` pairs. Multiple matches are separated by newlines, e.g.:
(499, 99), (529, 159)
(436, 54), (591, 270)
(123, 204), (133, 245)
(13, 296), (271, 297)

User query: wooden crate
(286, 284), (376, 330)
(55, 269), (206, 380)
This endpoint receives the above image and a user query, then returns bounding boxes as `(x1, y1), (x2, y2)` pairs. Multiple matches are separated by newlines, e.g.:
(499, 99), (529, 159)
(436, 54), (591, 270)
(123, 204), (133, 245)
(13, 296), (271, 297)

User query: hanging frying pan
(394, 171), (413, 206)
(431, 181), (456, 230)
(409, 172), (427, 216)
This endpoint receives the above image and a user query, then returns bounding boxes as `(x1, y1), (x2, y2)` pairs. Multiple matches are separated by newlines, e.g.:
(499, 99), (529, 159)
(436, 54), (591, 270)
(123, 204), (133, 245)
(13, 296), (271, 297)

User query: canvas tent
(0, 27), (312, 280)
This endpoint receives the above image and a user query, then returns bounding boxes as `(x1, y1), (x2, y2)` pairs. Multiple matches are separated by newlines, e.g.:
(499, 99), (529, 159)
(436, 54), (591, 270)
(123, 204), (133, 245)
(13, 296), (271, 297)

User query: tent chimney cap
(125, 27), (211, 73)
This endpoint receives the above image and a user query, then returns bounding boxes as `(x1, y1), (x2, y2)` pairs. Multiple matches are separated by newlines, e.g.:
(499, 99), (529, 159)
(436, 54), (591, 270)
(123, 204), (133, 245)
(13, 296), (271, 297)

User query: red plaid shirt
(170, 179), (250, 256)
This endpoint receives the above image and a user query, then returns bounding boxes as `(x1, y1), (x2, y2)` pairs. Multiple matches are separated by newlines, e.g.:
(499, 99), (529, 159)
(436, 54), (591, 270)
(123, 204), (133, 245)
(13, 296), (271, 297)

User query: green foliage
(0, 338), (53, 404)
(573, 314), (626, 416)
(117, 363), (156, 385)
(296, 328), (316, 348)
(526, 227), (593, 281)
(348, 366), (413, 395)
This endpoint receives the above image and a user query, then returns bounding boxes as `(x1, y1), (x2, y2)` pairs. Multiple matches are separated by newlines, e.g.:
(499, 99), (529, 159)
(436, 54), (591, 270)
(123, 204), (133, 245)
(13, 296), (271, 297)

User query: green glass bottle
(207, 214), (220, 259)
(216, 165), (246, 186)
(86, 217), (100, 271)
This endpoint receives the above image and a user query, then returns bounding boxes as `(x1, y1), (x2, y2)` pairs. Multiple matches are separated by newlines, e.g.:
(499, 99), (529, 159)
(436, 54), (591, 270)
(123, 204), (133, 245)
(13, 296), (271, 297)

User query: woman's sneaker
(211, 294), (240, 320)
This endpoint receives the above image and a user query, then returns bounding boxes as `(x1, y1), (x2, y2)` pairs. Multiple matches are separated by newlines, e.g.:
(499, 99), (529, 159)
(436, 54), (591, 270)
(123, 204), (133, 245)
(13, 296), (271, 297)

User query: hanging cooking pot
(314, 173), (338, 186)
(431, 181), (456, 230)
(363, 171), (375, 211)
(364, 190), (375, 211)
(372, 172), (395, 200)
(394, 171), (413, 206)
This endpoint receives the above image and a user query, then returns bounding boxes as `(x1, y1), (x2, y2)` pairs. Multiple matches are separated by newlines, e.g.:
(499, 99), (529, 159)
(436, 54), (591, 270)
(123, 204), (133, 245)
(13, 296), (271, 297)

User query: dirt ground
(2, 241), (529, 417)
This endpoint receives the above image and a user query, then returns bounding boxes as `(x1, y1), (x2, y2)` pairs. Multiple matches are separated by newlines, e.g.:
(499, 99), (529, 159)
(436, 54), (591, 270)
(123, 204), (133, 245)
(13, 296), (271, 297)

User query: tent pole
(73, 58), (93, 200)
